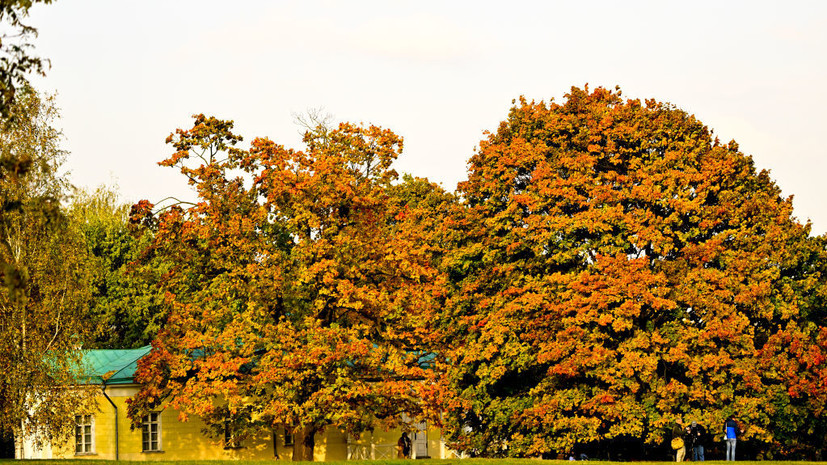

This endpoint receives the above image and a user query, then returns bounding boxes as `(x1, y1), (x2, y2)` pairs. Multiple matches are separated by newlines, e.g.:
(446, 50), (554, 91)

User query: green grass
(3, 460), (827, 465)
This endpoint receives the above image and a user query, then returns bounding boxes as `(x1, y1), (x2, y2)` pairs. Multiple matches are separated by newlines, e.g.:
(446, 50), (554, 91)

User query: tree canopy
(126, 116), (443, 460)
(0, 0), (54, 121)
(70, 185), (161, 349)
(434, 86), (827, 458)
(0, 87), (94, 443)
(72, 85), (827, 461)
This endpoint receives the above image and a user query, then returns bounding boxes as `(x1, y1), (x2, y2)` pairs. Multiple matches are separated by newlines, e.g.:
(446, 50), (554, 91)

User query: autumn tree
(436, 86), (826, 458)
(70, 185), (162, 349)
(0, 87), (94, 445)
(127, 116), (441, 460)
(755, 233), (827, 458)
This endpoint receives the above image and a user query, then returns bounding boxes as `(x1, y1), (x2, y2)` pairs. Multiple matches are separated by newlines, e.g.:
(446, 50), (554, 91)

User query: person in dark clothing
(397, 432), (411, 458)
(683, 423), (694, 459)
(689, 421), (706, 461)
(724, 416), (740, 461)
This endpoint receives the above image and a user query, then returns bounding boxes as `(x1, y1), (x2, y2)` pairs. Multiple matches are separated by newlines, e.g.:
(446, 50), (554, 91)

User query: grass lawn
(2, 460), (827, 465)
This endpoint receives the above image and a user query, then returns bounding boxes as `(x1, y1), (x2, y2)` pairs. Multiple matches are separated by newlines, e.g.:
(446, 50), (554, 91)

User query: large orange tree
(436, 86), (826, 458)
(126, 116), (442, 460)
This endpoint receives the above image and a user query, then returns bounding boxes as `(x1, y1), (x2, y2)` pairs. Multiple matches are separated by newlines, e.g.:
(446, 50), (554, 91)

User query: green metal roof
(79, 346), (152, 385)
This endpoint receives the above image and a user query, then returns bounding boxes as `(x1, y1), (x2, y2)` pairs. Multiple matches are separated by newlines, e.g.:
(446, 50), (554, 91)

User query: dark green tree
(70, 185), (162, 349)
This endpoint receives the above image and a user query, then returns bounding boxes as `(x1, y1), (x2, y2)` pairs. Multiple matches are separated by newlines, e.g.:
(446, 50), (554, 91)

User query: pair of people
(672, 416), (740, 461)
(671, 418), (706, 461)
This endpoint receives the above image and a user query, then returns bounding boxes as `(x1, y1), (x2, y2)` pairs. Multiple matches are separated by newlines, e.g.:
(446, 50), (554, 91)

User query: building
(18, 347), (458, 461)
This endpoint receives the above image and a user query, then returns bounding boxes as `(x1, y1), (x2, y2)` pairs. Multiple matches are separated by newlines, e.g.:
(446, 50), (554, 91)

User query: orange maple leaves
(127, 86), (827, 459)
(127, 117), (442, 456)
(437, 86), (826, 457)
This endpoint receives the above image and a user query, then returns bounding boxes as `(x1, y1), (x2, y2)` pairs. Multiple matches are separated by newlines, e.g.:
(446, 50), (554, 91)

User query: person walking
(671, 418), (686, 462)
(723, 416), (740, 461)
(689, 421), (706, 461)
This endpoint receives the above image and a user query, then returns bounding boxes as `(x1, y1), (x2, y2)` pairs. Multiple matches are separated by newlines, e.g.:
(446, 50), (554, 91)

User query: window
(284, 428), (294, 446)
(74, 414), (94, 454)
(141, 412), (161, 452)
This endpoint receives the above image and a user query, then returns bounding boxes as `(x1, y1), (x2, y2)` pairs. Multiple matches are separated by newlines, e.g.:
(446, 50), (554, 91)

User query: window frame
(141, 412), (162, 452)
(74, 414), (95, 455)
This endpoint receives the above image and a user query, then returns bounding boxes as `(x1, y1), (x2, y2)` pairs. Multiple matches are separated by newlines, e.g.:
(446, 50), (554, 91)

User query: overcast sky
(25, 0), (827, 235)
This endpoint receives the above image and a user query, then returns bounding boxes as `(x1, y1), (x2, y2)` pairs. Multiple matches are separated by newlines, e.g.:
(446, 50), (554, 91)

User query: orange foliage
(435, 86), (826, 457)
(126, 116), (445, 458)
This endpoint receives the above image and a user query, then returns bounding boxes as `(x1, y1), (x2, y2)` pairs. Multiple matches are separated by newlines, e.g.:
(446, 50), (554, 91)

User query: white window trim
(141, 412), (162, 452)
(74, 414), (95, 455)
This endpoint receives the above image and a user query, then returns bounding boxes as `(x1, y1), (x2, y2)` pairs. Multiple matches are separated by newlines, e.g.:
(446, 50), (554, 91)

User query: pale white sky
(26, 0), (827, 234)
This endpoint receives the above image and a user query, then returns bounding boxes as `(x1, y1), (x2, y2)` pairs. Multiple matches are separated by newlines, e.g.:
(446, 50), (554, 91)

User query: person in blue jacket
(723, 416), (740, 461)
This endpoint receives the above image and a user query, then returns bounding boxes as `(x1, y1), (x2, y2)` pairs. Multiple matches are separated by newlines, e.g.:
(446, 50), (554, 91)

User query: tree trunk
(292, 426), (317, 461)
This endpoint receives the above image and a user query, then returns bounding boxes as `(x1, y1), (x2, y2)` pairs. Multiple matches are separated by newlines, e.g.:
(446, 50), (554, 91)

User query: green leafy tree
(127, 115), (440, 460)
(0, 87), (94, 445)
(70, 185), (162, 349)
(437, 86), (825, 458)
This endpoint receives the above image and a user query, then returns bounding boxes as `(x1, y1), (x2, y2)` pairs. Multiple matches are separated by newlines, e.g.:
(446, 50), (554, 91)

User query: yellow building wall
(52, 385), (285, 461)
(53, 385), (452, 461)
